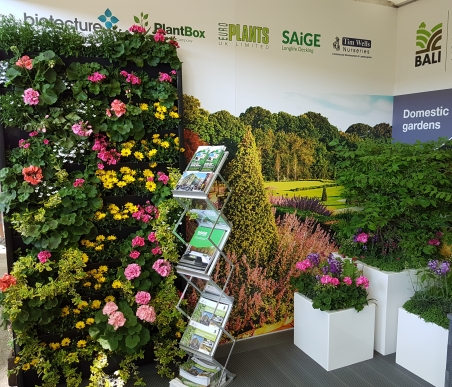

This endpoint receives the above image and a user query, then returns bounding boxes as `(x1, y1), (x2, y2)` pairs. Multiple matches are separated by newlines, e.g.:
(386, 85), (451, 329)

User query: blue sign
(392, 88), (452, 144)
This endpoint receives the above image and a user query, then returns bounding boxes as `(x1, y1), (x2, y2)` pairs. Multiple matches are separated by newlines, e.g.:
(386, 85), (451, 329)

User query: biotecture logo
(415, 21), (442, 67)
(218, 23), (270, 49)
(98, 8), (119, 29)
(23, 11), (106, 31)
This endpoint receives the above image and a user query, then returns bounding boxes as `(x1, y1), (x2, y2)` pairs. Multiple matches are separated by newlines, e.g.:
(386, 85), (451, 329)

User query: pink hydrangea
(343, 276), (353, 285)
(73, 178), (85, 187)
(129, 24), (146, 34)
(23, 88), (40, 105)
(295, 259), (312, 272)
(87, 72), (106, 83)
(152, 259), (171, 277)
(136, 305), (156, 323)
(102, 301), (118, 316)
(110, 99), (127, 117)
(356, 275), (370, 289)
(135, 291), (151, 305)
(158, 72), (172, 82)
(37, 250), (51, 263)
(108, 311), (126, 330)
(129, 250), (140, 259)
(355, 232), (368, 244)
(16, 55), (33, 70)
(124, 263), (141, 280)
(151, 246), (162, 256)
(148, 232), (157, 243)
(132, 236), (145, 247)
(153, 28), (166, 42)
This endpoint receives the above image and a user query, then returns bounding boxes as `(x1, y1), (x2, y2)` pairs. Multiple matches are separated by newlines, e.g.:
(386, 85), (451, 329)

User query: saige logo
(415, 22), (442, 67)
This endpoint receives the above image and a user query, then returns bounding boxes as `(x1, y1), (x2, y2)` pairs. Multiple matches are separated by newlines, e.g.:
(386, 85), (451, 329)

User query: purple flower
(325, 254), (342, 275)
(306, 253), (320, 266)
(428, 260), (450, 276)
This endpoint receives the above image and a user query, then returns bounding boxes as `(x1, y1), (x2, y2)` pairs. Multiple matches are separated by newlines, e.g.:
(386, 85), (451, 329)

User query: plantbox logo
(415, 22), (442, 67)
(23, 12), (104, 31)
(153, 23), (205, 40)
(218, 23), (269, 49)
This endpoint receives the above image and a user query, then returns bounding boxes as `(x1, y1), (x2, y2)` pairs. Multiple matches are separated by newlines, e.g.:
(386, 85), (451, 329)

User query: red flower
(0, 274), (17, 291)
(22, 165), (43, 185)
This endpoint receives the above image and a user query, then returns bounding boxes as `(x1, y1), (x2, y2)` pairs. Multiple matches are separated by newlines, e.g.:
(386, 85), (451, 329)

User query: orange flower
(0, 273), (17, 291)
(22, 166), (43, 185)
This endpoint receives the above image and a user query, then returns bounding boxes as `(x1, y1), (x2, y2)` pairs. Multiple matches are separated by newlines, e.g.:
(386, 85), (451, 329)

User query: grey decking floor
(128, 329), (434, 387)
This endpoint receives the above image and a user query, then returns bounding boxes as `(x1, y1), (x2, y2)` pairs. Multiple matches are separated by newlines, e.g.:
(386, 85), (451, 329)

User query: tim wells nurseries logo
(281, 30), (321, 54)
(415, 21), (442, 67)
(332, 36), (372, 59)
(218, 23), (270, 49)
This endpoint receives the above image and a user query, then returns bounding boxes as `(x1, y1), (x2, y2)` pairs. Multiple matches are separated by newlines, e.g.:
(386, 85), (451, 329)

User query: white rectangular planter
(358, 262), (415, 355)
(294, 292), (375, 371)
(396, 308), (448, 387)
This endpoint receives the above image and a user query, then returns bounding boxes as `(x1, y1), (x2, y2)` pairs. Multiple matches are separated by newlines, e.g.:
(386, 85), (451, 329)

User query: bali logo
(415, 21), (442, 67)
(98, 8), (119, 29)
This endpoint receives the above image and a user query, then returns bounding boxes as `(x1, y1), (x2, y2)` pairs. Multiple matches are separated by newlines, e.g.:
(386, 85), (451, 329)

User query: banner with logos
(0, 0), (397, 131)
(392, 0), (452, 142)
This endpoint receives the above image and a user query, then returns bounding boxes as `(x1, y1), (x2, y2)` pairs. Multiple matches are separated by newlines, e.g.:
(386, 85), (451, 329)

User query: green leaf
(44, 68), (57, 83)
(134, 16), (140, 23)
(99, 336), (118, 351)
(125, 334), (140, 349)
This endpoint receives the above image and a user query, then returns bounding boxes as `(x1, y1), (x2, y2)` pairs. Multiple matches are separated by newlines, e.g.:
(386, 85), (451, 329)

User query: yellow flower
(22, 363), (30, 371)
(77, 340), (87, 348)
(83, 282), (91, 287)
(77, 301), (89, 309)
(91, 300), (101, 309)
(160, 141), (170, 149)
(150, 162), (157, 168)
(120, 166), (132, 174)
(81, 239), (89, 246)
(108, 204), (119, 214)
(125, 203), (138, 212)
(96, 235), (106, 242)
(82, 253), (89, 263)
(98, 266), (108, 273)
(141, 139), (147, 145)
(94, 211), (107, 220)
(146, 181), (157, 192)
(94, 245), (104, 251)
(97, 276), (106, 283)
(122, 214), (129, 220)
(113, 214), (122, 221)
(121, 148), (132, 157)
(169, 111), (179, 119)
(122, 175), (135, 183)
(175, 332), (181, 338)
(49, 342), (61, 350)
(73, 309), (81, 315)
(152, 133), (160, 138)
(61, 306), (70, 317)
(134, 151), (144, 161)
(61, 338), (71, 347)
(174, 137), (179, 145)
(153, 102), (160, 108)
(112, 280), (122, 289)
(107, 235), (117, 241)
(170, 132), (176, 136)
(180, 148), (185, 153)
(105, 295), (115, 303)
(14, 357), (20, 364)
(147, 149), (157, 158)
(30, 359), (38, 367)
(86, 318), (95, 325)
(94, 284), (102, 290)
(143, 169), (154, 178)
(75, 321), (85, 329)
(103, 182), (114, 189)
(116, 181), (127, 188)
(139, 103), (149, 111)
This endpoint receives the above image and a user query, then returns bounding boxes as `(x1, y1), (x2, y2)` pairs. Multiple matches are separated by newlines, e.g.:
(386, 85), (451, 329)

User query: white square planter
(294, 292), (375, 371)
(358, 262), (415, 355)
(396, 308), (448, 387)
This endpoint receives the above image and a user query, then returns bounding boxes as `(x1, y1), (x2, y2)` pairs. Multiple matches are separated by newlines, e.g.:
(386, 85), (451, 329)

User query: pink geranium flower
(356, 275), (370, 289)
(343, 277), (352, 285)
(169, 40), (179, 48)
(37, 250), (51, 263)
(129, 250), (140, 259)
(148, 232), (157, 243)
(110, 99), (127, 117)
(152, 259), (171, 277)
(132, 236), (145, 247)
(157, 172), (169, 185)
(153, 28), (166, 42)
(295, 259), (312, 272)
(72, 121), (93, 137)
(108, 311), (126, 330)
(125, 263), (141, 280)
(158, 72), (172, 82)
(135, 291), (151, 305)
(16, 55), (33, 70)
(136, 305), (156, 323)
(87, 72), (106, 83)
(23, 88), (40, 105)
(151, 246), (162, 255)
(330, 277), (340, 286)
(355, 232), (368, 244)
(129, 24), (146, 34)
(102, 301), (118, 316)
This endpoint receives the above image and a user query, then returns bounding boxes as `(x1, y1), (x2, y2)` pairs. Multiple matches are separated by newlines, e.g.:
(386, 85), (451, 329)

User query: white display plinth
(294, 292), (375, 371)
(396, 308), (447, 387)
(358, 262), (415, 355)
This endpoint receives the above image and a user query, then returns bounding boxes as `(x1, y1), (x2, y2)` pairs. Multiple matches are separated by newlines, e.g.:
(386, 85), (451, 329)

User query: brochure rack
(170, 146), (236, 387)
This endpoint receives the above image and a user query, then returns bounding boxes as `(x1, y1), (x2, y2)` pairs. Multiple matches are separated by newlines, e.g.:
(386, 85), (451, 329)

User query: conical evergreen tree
(321, 186), (328, 202)
(224, 128), (277, 268)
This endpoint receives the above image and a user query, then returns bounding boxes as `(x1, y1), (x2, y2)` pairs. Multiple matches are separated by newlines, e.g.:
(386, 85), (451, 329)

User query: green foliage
(321, 186), (328, 201)
(403, 295), (451, 329)
(224, 128), (277, 268)
(333, 139), (452, 268)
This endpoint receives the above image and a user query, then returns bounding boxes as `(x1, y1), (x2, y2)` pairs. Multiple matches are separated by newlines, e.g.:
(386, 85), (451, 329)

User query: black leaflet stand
(170, 148), (236, 387)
